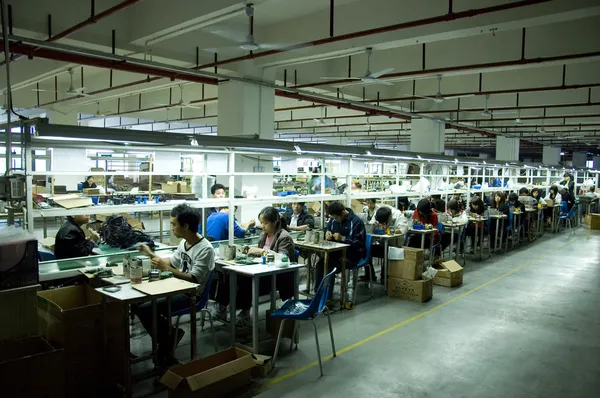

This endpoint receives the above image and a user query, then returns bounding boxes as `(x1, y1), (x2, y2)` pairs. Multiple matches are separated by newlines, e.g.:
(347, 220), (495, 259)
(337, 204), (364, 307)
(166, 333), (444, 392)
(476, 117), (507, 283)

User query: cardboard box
(52, 194), (93, 209)
(37, 285), (127, 397)
(83, 188), (100, 195)
(432, 260), (464, 287)
(388, 259), (422, 280)
(251, 354), (273, 378)
(387, 277), (433, 302)
(160, 347), (255, 398)
(0, 337), (65, 398)
(266, 309), (296, 339)
(32, 185), (46, 194)
(0, 284), (38, 341)
(590, 213), (600, 230)
(403, 246), (425, 265)
(545, 199), (554, 207)
(162, 181), (187, 194)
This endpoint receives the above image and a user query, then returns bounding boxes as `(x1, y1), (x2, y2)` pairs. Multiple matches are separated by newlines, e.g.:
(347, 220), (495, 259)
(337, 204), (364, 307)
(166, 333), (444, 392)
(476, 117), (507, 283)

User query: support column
(410, 119), (445, 154)
(543, 146), (561, 166)
(572, 152), (587, 168)
(217, 66), (275, 222)
(495, 136), (520, 162)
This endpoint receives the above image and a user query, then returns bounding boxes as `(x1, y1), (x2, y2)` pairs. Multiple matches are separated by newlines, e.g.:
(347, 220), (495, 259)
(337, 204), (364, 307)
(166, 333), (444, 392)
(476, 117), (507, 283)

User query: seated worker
(559, 188), (574, 212)
(365, 205), (410, 282)
(440, 199), (468, 251)
(489, 192), (510, 245)
(584, 186), (598, 198)
(137, 204), (214, 367)
(314, 202), (366, 299)
(204, 183), (226, 220)
(406, 199), (440, 249)
(531, 188), (546, 205)
(215, 207), (296, 326)
(284, 202), (315, 232)
(465, 197), (487, 252)
(544, 186), (562, 224)
(206, 207), (254, 241)
(82, 176), (97, 189)
(54, 215), (100, 259)
(309, 166), (335, 194)
(452, 193), (466, 211)
(430, 194), (446, 212)
(362, 198), (380, 222)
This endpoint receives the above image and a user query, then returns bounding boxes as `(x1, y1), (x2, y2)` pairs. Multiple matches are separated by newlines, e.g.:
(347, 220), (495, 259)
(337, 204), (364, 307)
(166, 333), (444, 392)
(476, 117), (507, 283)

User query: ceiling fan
(157, 85), (204, 110)
(31, 68), (90, 97)
(481, 94), (517, 116)
(313, 107), (329, 125)
(319, 47), (394, 86)
(411, 75), (474, 104)
(93, 102), (111, 117)
(205, 4), (286, 53)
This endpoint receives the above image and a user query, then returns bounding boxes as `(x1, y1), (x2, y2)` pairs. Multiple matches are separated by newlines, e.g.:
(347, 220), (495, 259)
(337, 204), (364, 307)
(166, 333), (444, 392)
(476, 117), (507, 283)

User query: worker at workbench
(54, 215), (100, 259)
(137, 204), (215, 367)
(82, 176), (97, 189)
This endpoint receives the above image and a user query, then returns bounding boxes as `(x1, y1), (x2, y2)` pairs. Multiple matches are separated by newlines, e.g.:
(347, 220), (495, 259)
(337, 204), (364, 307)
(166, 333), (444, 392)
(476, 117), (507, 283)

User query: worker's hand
(333, 233), (343, 242)
(151, 256), (169, 270)
(248, 247), (264, 257)
(88, 230), (100, 243)
(247, 219), (256, 229)
(325, 231), (333, 241)
(137, 243), (153, 257)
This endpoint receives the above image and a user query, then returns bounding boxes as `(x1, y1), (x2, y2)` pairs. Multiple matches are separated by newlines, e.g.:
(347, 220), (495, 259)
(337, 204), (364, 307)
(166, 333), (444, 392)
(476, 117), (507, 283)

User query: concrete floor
(126, 227), (599, 397)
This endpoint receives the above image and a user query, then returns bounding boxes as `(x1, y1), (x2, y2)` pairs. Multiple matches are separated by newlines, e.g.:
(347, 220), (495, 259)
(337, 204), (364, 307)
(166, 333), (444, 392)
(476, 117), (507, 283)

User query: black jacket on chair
(54, 218), (95, 259)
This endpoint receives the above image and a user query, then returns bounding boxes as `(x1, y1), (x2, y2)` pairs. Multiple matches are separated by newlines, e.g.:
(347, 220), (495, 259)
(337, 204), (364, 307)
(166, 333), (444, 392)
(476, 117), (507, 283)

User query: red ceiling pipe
(296, 51), (600, 89)
(1, 0), (142, 66)
(195, 0), (552, 71)
(417, 102), (600, 114)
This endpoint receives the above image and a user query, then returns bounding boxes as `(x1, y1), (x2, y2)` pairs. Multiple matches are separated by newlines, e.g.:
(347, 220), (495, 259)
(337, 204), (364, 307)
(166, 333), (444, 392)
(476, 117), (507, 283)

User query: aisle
(258, 230), (600, 398)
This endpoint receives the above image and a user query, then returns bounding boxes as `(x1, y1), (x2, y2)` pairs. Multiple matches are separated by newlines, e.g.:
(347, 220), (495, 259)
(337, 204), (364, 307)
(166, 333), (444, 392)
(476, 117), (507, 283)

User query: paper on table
(131, 278), (198, 296)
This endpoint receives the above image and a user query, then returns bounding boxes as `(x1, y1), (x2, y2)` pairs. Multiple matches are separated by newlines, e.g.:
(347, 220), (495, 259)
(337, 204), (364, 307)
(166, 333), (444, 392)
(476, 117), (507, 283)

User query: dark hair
(431, 194), (441, 200)
(519, 187), (529, 195)
(327, 201), (346, 216)
(448, 199), (460, 213)
(375, 207), (392, 224)
(493, 192), (506, 208)
(293, 202), (306, 207)
(549, 186), (559, 198)
(397, 197), (409, 211)
(563, 173), (572, 179)
(417, 198), (433, 223)
(591, 186), (596, 193)
(86, 176), (94, 181)
(211, 183), (226, 195)
(508, 193), (519, 203)
(366, 198), (377, 204)
(470, 197), (485, 214)
(171, 204), (200, 232)
(259, 206), (285, 232)
(531, 188), (541, 198)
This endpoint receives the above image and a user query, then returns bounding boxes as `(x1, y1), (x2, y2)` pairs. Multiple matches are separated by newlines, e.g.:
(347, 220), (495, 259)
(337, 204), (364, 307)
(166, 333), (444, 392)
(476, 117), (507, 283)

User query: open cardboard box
(432, 260), (464, 287)
(161, 347), (255, 398)
(53, 194), (93, 209)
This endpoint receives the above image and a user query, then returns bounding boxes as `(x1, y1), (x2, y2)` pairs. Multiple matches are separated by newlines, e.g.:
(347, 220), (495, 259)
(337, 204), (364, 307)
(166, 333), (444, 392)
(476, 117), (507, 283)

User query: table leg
(450, 228), (455, 260)
(270, 274), (277, 310)
(306, 254), (312, 295)
(429, 232), (434, 264)
(494, 219), (500, 252)
(293, 269), (299, 345)
(190, 295), (197, 360)
(499, 218), (504, 252)
(479, 222), (484, 259)
(229, 272), (237, 346)
(474, 223), (478, 256)
(159, 211), (163, 243)
(420, 234), (425, 250)
(123, 302), (132, 398)
(43, 217), (47, 239)
(340, 248), (347, 308)
(252, 276), (260, 354)
(151, 299), (158, 364)
(383, 239), (389, 291)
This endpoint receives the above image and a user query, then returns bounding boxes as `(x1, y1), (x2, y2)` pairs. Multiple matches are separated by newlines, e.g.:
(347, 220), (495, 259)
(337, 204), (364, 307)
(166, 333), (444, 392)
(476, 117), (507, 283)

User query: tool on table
(148, 269), (160, 282)
(159, 271), (173, 280)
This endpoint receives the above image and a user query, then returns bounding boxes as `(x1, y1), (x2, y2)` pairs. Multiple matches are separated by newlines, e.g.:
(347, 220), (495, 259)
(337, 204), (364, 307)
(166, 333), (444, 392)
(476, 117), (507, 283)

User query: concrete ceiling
(2, 0), (600, 159)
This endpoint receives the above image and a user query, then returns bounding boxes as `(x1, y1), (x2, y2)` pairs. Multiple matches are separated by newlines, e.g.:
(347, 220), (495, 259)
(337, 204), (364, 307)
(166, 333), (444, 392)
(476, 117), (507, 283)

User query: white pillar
(410, 119), (445, 154)
(572, 152), (587, 168)
(496, 137), (520, 162)
(542, 146), (561, 166)
(217, 66), (275, 222)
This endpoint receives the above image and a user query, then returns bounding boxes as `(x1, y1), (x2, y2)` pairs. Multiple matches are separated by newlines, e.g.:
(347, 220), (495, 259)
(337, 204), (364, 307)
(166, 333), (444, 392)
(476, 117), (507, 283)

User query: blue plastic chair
(347, 234), (373, 305)
(172, 271), (217, 353)
(558, 205), (576, 235)
(38, 251), (56, 262)
(272, 268), (337, 377)
(559, 201), (569, 216)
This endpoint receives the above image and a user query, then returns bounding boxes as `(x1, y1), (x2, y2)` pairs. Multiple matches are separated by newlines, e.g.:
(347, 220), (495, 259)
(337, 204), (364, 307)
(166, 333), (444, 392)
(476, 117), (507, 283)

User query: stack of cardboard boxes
(387, 247), (433, 302)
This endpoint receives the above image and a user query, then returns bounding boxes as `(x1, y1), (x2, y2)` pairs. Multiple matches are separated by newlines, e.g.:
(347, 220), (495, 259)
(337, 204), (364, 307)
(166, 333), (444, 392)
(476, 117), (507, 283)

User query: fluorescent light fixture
(294, 145), (301, 154)
(417, 155), (422, 160)
(483, 161), (487, 164)
(560, 152), (565, 155)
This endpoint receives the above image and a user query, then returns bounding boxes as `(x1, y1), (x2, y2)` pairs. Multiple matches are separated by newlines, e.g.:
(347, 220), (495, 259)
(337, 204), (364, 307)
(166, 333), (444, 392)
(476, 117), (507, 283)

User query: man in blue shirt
(206, 207), (254, 241)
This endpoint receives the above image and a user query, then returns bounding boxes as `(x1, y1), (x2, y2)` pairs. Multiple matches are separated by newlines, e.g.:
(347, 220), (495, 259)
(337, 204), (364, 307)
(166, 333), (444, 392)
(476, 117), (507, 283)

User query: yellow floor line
(263, 233), (587, 388)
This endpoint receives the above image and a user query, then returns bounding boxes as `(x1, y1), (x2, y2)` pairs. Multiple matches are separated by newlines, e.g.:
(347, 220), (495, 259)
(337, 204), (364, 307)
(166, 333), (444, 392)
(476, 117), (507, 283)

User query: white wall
(51, 148), (92, 190)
